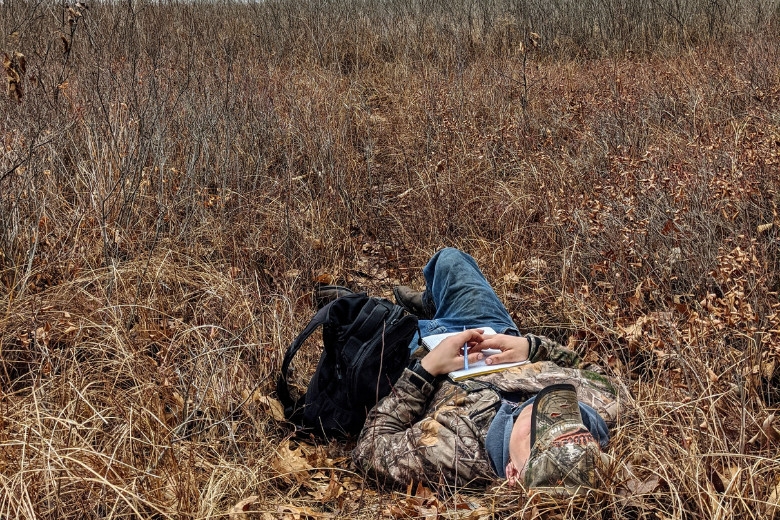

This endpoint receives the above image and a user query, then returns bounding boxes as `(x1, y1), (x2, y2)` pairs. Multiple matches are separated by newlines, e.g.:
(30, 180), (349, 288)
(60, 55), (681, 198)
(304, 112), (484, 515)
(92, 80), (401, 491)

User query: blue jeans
(410, 248), (519, 352)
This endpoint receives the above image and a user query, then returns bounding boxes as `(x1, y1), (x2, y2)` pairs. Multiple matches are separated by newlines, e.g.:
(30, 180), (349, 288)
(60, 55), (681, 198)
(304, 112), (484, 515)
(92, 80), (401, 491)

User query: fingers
(458, 328), (485, 345)
(441, 329), (484, 352)
(421, 329), (485, 376)
(466, 341), (491, 353)
(484, 351), (515, 365)
(423, 329), (520, 376)
(478, 335), (515, 351)
(505, 461), (520, 487)
(467, 351), (484, 364)
(484, 347), (527, 365)
(480, 335), (530, 365)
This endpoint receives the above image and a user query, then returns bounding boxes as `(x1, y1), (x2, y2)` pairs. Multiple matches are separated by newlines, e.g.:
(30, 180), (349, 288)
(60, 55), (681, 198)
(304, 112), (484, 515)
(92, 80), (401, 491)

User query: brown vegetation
(2, 0), (780, 517)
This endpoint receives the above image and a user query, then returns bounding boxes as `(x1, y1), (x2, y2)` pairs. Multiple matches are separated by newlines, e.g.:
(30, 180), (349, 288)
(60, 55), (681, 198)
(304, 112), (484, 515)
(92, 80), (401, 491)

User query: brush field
(2, 0), (780, 518)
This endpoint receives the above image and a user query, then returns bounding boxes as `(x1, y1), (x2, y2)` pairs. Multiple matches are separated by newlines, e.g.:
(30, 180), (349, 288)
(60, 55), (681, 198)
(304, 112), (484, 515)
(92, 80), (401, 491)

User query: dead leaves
(625, 474), (661, 497)
(271, 439), (351, 488)
(273, 505), (335, 520)
(748, 413), (780, 445)
(306, 471), (344, 503)
(615, 467), (663, 510)
(757, 222), (774, 234)
(241, 390), (286, 422)
(618, 314), (650, 353)
(384, 482), (490, 520)
(229, 496), (260, 519)
(258, 394), (286, 421)
(271, 440), (314, 484)
(235, 440), (361, 519)
(3, 51), (25, 102)
(228, 496), (337, 520)
(254, 445), (491, 520)
(767, 479), (780, 519)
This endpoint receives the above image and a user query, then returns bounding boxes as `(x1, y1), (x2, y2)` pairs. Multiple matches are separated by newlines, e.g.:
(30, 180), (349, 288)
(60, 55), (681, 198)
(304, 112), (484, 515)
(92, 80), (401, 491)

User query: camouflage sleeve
(525, 333), (581, 368)
(352, 368), (490, 488)
(352, 368), (435, 487)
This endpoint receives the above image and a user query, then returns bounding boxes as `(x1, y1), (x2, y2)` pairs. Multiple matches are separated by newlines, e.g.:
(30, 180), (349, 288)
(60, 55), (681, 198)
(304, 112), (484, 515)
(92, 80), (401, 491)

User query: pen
(463, 326), (469, 370)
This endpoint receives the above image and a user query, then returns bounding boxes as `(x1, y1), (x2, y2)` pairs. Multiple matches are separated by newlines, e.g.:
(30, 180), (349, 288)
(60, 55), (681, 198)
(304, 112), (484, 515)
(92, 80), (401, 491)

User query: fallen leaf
(767, 479), (780, 518)
(523, 257), (548, 275)
(383, 482), (488, 519)
(276, 505), (334, 519)
(308, 471), (343, 503)
(385, 502), (417, 518)
(450, 494), (491, 519)
(502, 271), (520, 284)
(314, 273), (333, 284)
(627, 475), (661, 495)
(254, 393), (286, 422)
(229, 496), (259, 519)
(272, 440), (313, 483)
(617, 474), (661, 509)
(763, 360), (777, 379)
(411, 481), (436, 500)
(748, 414), (780, 444)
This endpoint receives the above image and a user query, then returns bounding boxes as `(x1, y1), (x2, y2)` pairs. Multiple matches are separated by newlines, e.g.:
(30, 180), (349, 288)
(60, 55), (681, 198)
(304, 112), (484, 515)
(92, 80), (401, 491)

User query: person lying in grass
(350, 248), (624, 494)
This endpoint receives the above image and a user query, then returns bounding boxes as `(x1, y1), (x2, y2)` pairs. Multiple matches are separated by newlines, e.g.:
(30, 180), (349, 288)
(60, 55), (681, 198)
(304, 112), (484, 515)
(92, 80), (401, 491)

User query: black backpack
(277, 292), (418, 439)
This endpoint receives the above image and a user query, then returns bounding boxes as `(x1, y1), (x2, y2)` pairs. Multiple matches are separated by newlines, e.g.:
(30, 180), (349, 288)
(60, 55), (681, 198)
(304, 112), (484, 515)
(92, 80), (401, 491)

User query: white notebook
(421, 327), (528, 381)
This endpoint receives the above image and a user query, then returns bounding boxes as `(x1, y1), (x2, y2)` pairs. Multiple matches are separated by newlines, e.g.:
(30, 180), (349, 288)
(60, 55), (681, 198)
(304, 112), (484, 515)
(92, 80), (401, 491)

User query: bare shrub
(1, 0), (780, 518)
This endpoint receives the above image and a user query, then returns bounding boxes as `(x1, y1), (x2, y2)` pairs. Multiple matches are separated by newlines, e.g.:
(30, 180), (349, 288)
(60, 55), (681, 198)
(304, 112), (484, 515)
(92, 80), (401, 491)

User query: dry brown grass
(2, 0), (780, 518)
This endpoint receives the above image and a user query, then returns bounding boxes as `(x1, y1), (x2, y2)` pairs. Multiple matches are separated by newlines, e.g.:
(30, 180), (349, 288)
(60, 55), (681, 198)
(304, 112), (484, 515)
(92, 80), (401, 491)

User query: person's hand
(420, 329), (486, 377)
(473, 334), (529, 365)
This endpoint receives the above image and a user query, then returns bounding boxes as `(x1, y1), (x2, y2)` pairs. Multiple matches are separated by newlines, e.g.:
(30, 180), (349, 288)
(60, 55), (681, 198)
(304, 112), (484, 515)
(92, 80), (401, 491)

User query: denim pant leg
(409, 248), (518, 351)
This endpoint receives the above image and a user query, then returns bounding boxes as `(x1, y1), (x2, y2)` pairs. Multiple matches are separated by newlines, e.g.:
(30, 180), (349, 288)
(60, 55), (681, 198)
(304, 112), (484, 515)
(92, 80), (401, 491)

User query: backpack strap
(277, 302), (333, 419)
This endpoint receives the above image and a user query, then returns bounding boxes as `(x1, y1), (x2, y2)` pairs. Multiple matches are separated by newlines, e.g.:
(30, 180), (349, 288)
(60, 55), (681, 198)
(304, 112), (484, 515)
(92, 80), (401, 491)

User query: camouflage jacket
(352, 333), (625, 489)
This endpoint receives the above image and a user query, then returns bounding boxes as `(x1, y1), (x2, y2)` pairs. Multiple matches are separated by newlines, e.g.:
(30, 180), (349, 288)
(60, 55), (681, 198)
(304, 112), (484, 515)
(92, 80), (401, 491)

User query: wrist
(519, 336), (530, 361)
(523, 334), (539, 361)
(409, 359), (439, 389)
(419, 357), (442, 377)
